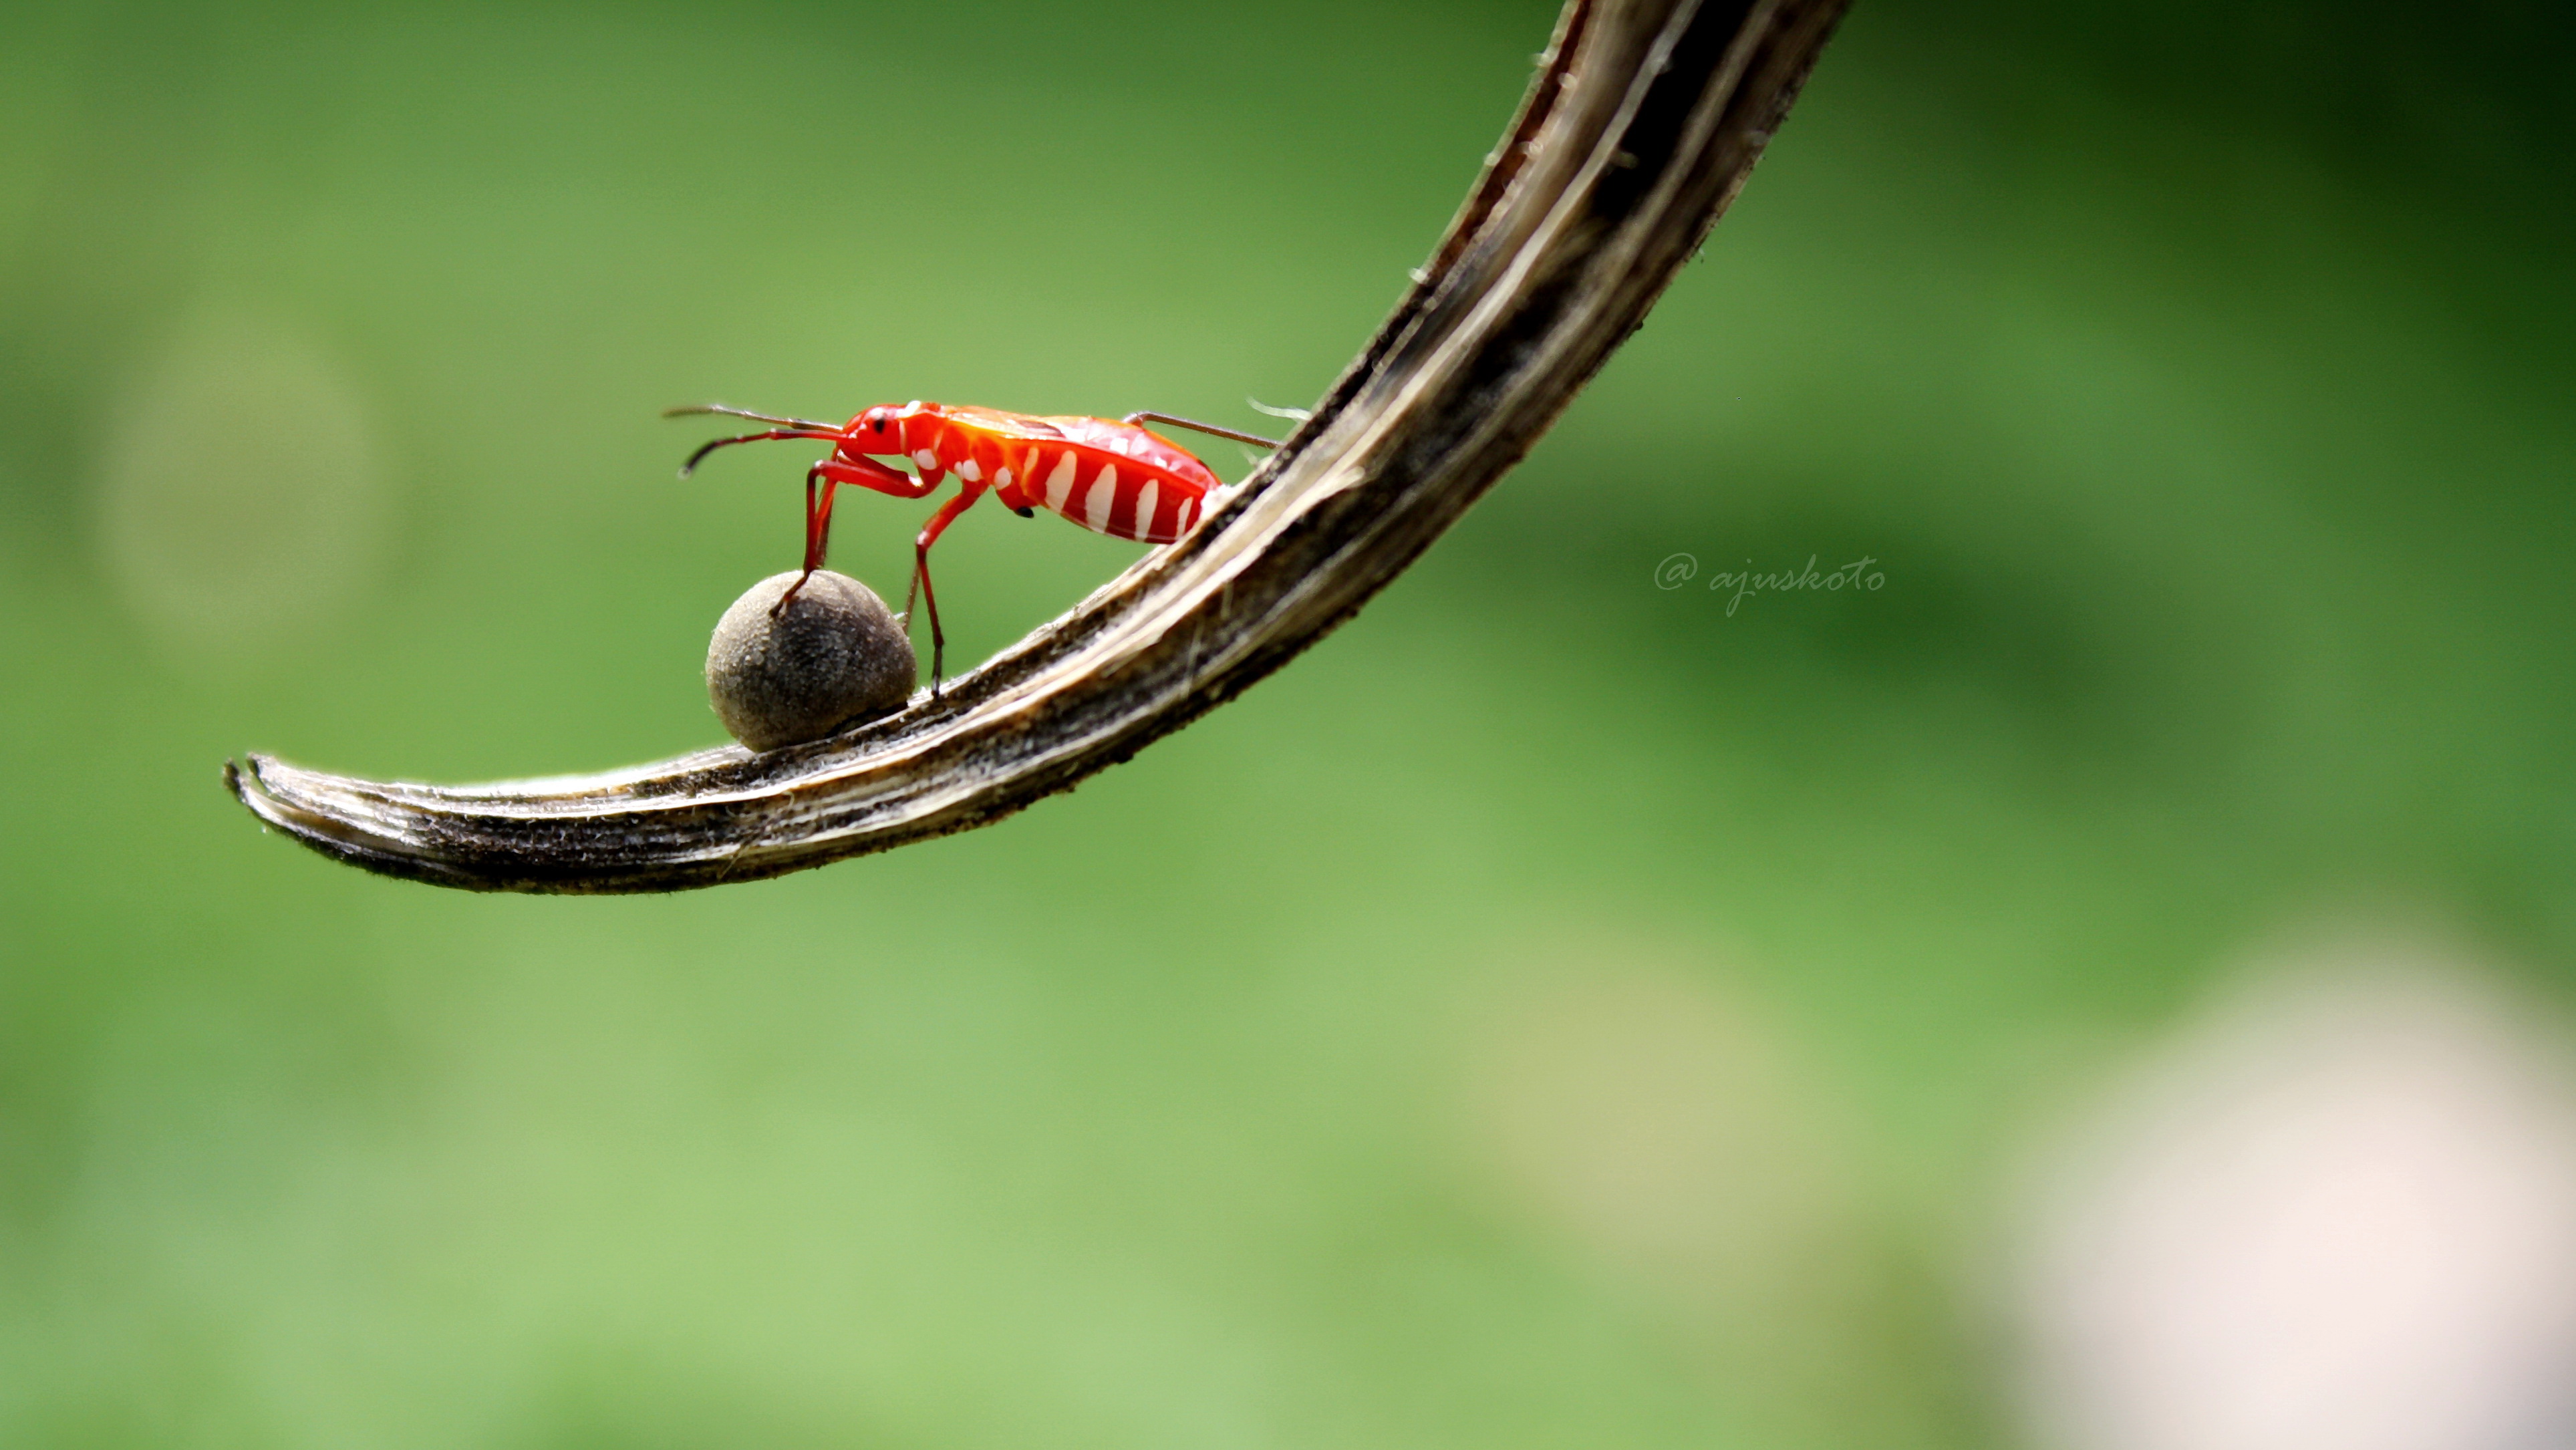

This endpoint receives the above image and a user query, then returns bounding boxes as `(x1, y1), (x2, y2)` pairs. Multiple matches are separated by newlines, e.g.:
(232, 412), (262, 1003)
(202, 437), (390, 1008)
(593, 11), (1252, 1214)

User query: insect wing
(1042, 416), (1220, 490)
(944, 404), (1068, 441)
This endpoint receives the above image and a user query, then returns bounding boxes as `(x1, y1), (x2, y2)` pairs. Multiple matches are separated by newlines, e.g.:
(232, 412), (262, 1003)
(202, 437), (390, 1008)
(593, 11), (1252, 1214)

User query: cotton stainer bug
(668, 401), (1281, 694)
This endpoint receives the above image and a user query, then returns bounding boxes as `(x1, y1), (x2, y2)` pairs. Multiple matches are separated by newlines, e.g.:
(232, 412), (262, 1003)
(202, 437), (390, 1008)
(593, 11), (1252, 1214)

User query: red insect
(670, 401), (1280, 692)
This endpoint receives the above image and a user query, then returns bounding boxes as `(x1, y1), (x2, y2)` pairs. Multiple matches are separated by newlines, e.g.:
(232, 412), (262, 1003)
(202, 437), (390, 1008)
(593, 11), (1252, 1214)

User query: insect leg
(770, 468), (831, 616)
(772, 456), (937, 615)
(1120, 412), (1281, 449)
(821, 454), (941, 501)
(904, 483), (990, 696)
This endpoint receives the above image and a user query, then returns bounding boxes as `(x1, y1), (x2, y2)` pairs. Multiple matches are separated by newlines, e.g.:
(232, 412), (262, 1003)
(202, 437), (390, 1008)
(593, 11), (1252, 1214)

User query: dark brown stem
(227, 0), (1849, 893)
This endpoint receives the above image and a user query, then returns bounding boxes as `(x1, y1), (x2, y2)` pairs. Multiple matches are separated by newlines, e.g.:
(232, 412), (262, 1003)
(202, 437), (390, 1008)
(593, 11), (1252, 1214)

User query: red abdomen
(1004, 418), (1220, 545)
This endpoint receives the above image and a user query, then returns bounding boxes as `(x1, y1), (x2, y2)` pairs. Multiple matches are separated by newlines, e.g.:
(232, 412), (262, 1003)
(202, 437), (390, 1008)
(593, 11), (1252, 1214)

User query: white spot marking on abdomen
(1083, 464), (1118, 533)
(1133, 478), (1160, 541)
(1044, 451), (1078, 511)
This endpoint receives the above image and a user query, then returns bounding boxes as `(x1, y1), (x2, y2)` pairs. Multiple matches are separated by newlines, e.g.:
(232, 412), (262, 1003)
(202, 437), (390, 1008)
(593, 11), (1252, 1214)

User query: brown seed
(705, 571), (916, 750)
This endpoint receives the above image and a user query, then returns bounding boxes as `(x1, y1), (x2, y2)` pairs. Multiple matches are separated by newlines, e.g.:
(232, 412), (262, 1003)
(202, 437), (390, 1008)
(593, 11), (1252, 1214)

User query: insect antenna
(677, 428), (847, 477)
(663, 403), (843, 431)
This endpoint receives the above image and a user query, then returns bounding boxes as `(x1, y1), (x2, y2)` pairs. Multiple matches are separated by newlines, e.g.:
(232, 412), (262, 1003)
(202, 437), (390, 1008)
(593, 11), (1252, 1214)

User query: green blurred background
(3, 0), (2573, 1445)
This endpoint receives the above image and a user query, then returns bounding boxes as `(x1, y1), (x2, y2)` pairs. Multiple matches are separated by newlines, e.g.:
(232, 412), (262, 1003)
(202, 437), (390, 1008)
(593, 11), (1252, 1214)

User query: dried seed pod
(705, 571), (915, 750)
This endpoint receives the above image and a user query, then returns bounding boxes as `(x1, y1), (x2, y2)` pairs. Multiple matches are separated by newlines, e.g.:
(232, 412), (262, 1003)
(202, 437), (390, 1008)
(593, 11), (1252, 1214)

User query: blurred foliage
(0, 0), (2569, 1445)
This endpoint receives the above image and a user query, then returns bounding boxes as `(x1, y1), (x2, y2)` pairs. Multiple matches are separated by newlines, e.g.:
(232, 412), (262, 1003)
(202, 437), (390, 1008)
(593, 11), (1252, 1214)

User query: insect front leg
(774, 455), (938, 615)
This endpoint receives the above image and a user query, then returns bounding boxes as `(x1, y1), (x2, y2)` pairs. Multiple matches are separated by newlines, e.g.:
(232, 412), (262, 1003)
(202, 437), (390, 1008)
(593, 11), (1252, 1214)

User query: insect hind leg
(1120, 411), (1280, 450)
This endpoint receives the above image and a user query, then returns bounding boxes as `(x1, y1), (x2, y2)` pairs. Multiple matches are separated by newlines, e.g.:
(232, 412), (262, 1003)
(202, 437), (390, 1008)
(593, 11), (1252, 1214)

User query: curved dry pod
(227, 0), (1850, 893)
